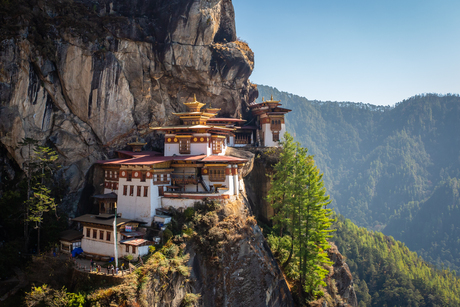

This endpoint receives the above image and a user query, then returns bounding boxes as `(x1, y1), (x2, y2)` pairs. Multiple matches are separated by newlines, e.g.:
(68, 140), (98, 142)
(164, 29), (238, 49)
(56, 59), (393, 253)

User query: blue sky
(232, 0), (460, 106)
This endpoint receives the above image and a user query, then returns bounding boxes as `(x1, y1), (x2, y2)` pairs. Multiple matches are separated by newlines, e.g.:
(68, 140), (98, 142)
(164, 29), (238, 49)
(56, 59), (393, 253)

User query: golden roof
(183, 94), (206, 112)
(127, 138), (147, 146)
(265, 95), (281, 104)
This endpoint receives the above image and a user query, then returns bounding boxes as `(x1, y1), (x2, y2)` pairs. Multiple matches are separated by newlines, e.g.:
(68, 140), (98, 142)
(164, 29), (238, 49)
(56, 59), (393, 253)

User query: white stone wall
(118, 177), (155, 225)
(280, 123), (287, 142)
(261, 123), (275, 147)
(190, 142), (211, 156)
(164, 133), (212, 156)
(162, 197), (200, 209)
(81, 226), (120, 257)
(81, 226), (150, 260)
(164, 143), (180, 156)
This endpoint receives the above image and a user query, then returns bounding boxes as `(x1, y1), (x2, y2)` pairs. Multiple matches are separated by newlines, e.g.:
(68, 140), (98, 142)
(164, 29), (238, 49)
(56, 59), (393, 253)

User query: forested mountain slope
(256, 85), (460, 271)
(332, 215), (460, 307)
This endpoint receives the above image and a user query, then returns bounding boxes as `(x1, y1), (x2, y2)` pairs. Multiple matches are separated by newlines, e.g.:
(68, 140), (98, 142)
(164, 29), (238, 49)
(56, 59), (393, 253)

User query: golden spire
(183, 94), (206, 112)
(262, 97), (265, 102)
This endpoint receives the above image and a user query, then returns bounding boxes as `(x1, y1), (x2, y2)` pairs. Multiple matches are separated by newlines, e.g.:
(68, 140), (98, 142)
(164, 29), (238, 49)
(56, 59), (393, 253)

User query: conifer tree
(267, 132), (334, 301)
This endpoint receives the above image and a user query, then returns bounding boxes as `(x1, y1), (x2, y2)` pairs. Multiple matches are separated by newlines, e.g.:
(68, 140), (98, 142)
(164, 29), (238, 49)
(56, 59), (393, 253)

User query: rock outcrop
(0, 0), (257, 214)
(187, 197), (294, 307)
(326, 244), (358, 307)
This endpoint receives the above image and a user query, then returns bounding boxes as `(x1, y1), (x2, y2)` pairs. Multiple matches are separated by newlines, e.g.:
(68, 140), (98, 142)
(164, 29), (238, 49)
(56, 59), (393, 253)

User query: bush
(163, 229), (173, 242)
(181, 292), (200, 307)
(183, 207), (195, 221)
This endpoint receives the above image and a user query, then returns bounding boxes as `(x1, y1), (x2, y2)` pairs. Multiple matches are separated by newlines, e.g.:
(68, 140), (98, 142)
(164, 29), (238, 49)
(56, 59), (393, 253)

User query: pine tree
(267, 132), (334, 301)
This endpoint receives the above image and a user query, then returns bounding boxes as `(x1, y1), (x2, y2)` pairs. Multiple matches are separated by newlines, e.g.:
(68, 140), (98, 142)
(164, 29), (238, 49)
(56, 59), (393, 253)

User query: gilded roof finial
(239, 112), (243, 120)
(193, 94), (197, 102)
(262, 97), (265, 102)
(271, 94), (274, 100)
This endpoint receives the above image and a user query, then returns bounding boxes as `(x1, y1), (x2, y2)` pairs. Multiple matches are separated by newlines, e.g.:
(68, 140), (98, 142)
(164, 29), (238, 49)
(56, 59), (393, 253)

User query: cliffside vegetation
(332, 215), (460, 307)
(257, 85), (460, 273)
(266, 133), (335, 304)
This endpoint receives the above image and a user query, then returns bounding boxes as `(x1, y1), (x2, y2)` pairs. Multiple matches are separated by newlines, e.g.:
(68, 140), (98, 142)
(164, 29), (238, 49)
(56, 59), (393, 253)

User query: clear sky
(232, 0), (460, 106)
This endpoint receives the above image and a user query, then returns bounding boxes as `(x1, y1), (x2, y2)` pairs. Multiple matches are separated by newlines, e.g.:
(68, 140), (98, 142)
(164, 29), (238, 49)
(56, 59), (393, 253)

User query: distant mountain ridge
(256, 84), (460, 272)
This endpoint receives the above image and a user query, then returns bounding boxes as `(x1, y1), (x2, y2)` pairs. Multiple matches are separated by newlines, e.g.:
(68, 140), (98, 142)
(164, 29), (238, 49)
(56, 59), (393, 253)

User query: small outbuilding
(59, 229), (83, 254)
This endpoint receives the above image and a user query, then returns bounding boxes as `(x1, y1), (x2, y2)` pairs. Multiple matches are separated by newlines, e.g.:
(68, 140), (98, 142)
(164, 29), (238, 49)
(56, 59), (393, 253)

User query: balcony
(171, 173), (198, 185)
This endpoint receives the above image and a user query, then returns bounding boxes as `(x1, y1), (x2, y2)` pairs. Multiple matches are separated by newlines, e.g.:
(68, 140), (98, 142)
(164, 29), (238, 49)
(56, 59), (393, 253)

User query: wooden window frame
(126, 245), (129, 253)
(123, 185), (128, 196)
(137, 186), (141, 197)
(127, 172), (132, 182)
(86, 228), (90, 238)
(209, 168), (226, 182)
(141, 172), (146, 182)
(270, 119), (282, 131)
(273, 131), (280, 142)
(92, 229), (97, 239)
(132, 246), (136, 254)
(212, 139), (223, 154)
(144, 186), (148, 197)
(130, 185), (134, 196)
(99, 230), (104, 240)
(106, 231), (111, 241)
(179, 138), (191, 154)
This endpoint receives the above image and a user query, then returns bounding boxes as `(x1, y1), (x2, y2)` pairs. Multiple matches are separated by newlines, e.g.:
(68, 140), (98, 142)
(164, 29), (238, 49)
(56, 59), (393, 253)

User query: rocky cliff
(0, 0), (257, 214)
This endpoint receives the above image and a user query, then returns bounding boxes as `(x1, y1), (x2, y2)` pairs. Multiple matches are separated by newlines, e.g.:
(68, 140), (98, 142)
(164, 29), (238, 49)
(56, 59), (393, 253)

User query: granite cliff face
(0, 0), (256, 214)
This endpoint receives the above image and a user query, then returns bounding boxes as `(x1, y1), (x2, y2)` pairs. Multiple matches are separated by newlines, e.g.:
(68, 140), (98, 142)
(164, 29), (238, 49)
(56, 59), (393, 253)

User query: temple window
(212, 139), (223, 154)
(130, 185), (134, 196)
(137, 186), (141, 197)
(273, 132), (280, 142)
(144, 186), (148, 197)
(106, 231), (111, 241)
(179, 139), (191, 154)
(141, 172), (146, 182)
(109, 171), (112, 178)
(92, 229), (97, 239)
(209, 168), (226, 182)
(99, 230), (104, 240)
(114, 171), (118, 179)
(123, 185), (128, 196)
(132, 246), (136, 254)
(127, 172), (132, 182)
(271, 119), (281, 131)
(126, 245), (129, 252)
(86, 228), (90, 238)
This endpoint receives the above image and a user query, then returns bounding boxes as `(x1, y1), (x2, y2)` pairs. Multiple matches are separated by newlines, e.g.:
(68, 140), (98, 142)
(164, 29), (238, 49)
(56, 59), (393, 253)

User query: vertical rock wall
(0, 0), (257, 214)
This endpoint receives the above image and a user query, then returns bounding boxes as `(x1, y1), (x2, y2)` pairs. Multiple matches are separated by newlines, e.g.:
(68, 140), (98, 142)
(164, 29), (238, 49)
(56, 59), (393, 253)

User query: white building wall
(162, 198), (199, 209)
(262, 123), (281, 147)
(190, 142), (211, 155)
(279, 123), (287, 142)
(165, 143), (180, 156)
(118, 177), (153, 225)
(233, 165), (239, 196)
(81, 226), (120, 257)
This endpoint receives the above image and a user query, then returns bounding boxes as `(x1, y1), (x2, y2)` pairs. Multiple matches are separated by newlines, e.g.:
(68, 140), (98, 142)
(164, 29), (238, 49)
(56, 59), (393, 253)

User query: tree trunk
(37, 225), (41, 254)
